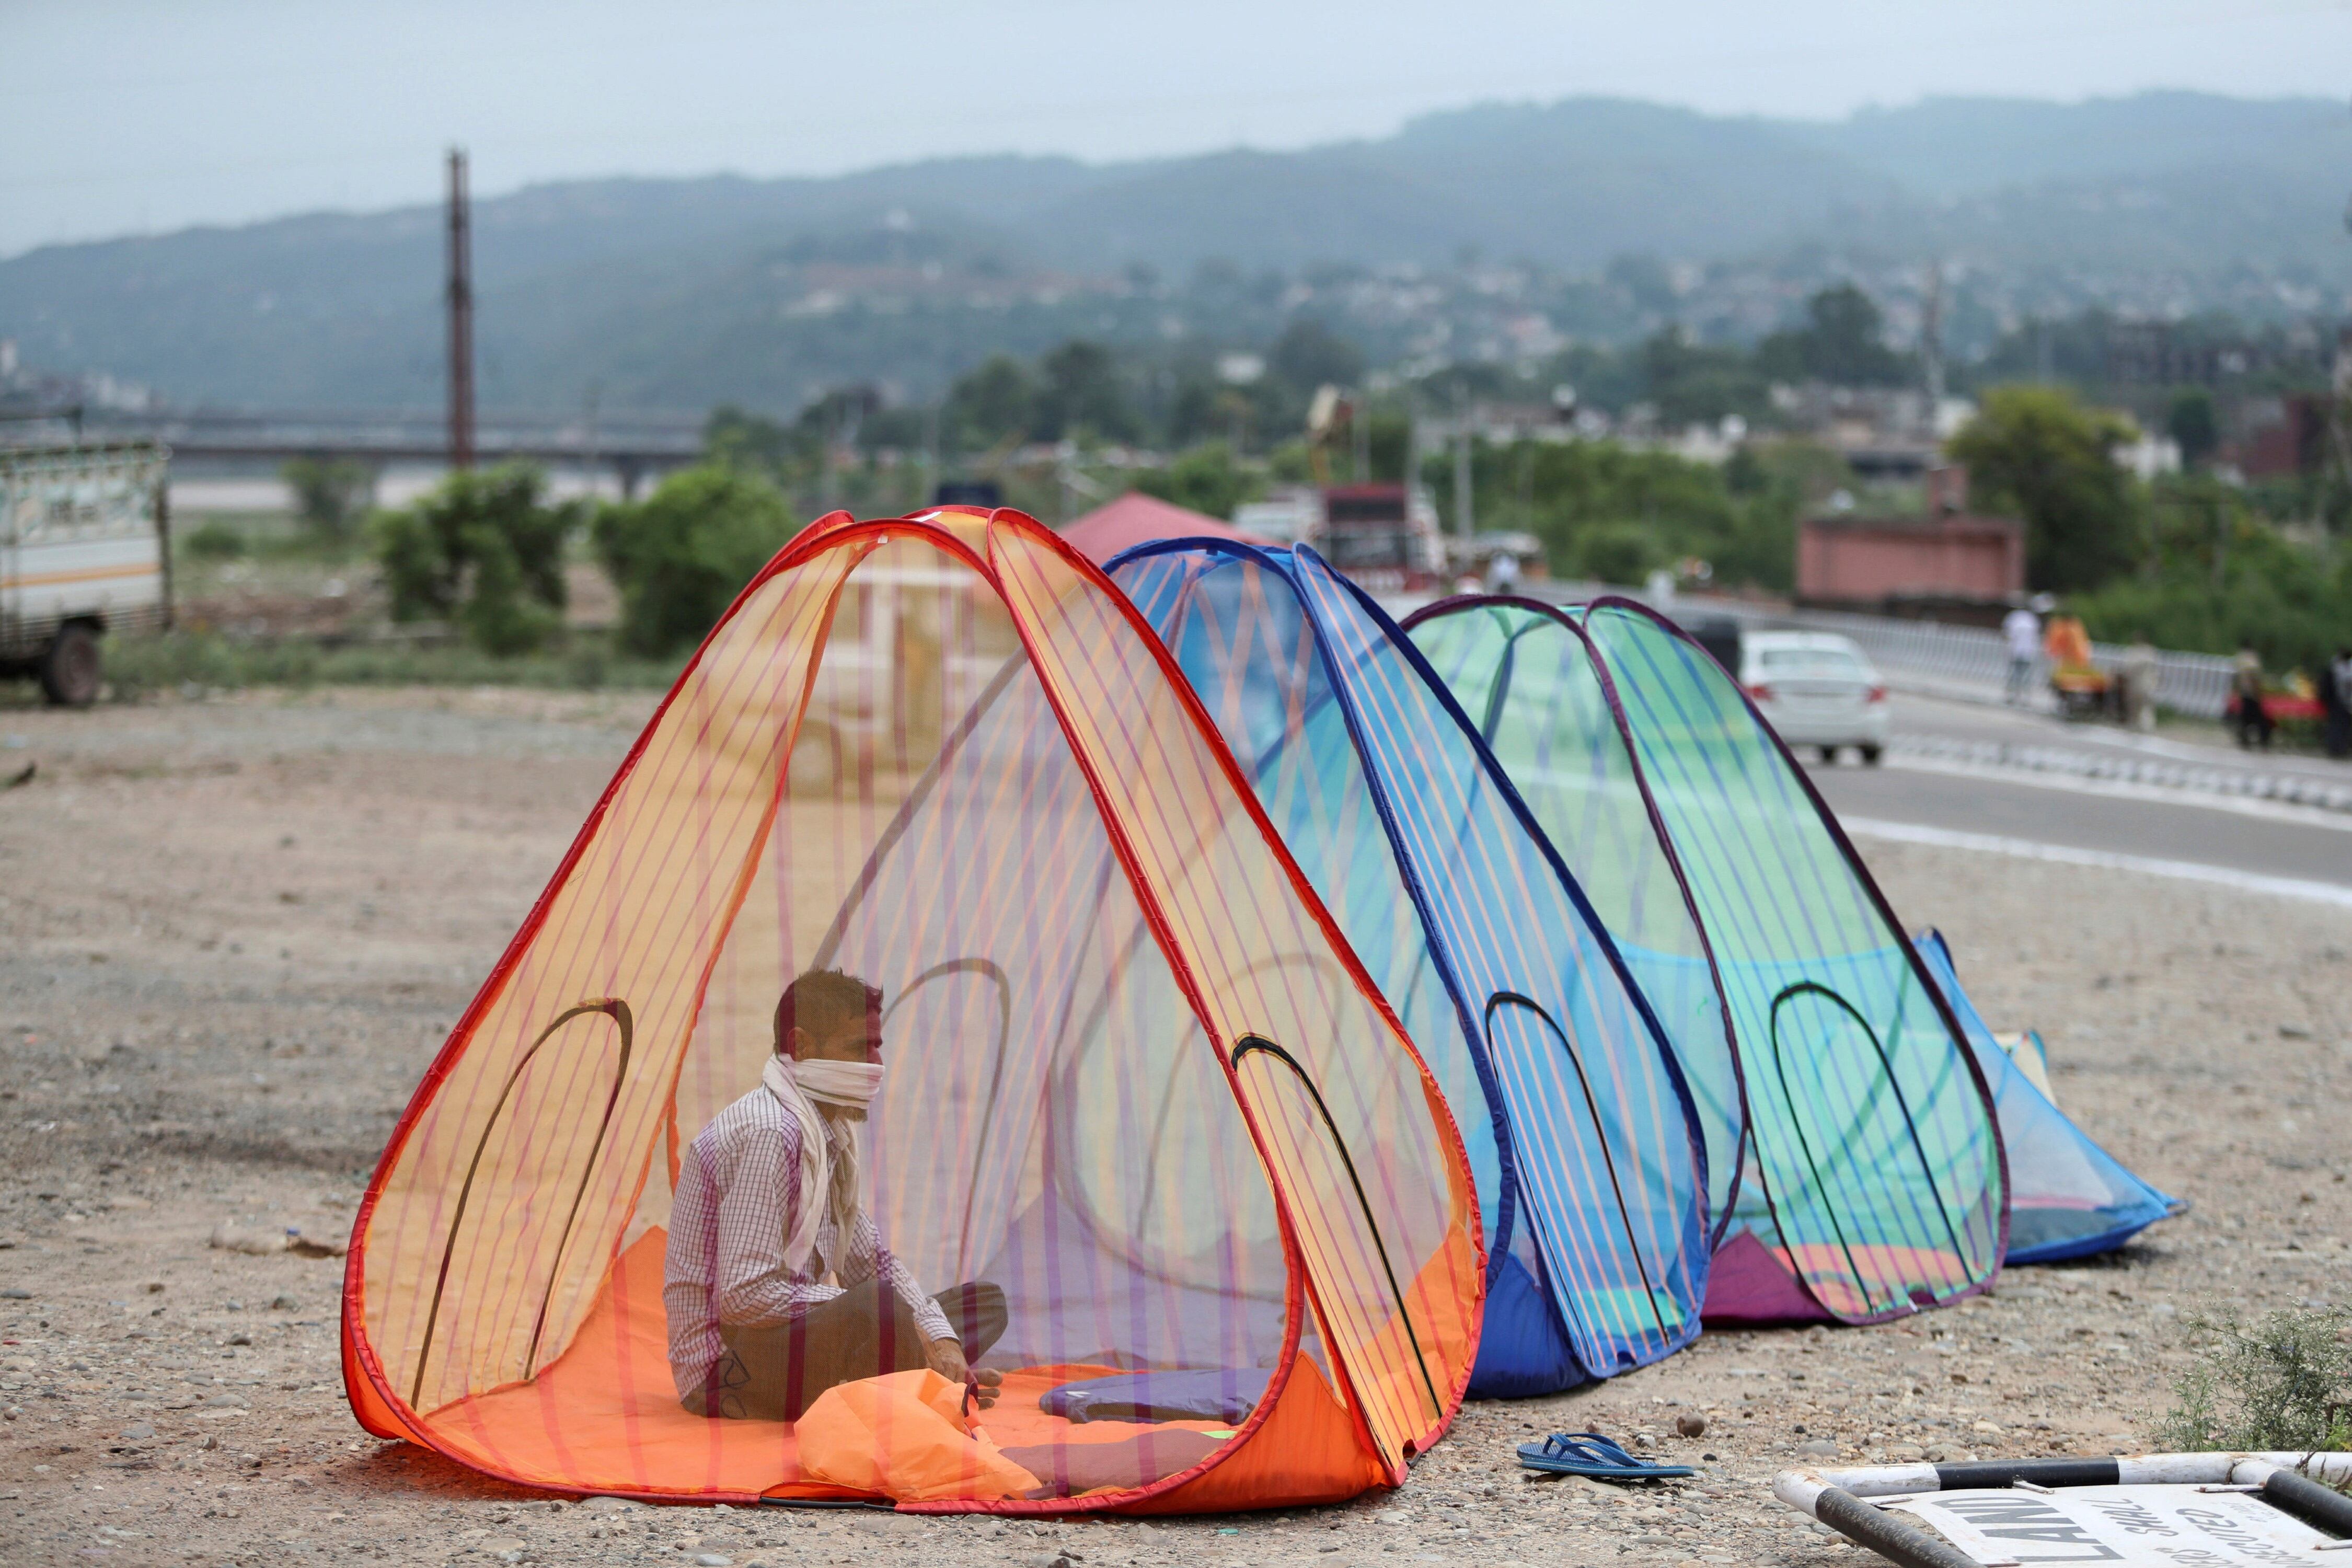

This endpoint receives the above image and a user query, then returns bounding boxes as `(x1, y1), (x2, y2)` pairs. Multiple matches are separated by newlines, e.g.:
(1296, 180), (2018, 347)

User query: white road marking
(1840, 817), (2352, 911)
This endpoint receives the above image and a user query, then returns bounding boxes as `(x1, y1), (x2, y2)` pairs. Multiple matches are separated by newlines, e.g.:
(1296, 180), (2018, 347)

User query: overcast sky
(5, 0), (2347, 258)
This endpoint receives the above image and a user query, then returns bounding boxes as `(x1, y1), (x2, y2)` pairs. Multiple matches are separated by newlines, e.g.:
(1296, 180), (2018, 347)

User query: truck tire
(38, 622), (102, 708)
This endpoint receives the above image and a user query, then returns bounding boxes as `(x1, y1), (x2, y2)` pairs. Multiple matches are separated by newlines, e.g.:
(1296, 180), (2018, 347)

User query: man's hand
(923, 1335), (1001, 1410)
(923, 1334), (969, 1386)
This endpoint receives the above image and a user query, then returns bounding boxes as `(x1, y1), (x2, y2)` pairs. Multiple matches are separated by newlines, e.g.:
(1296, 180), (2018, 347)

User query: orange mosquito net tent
(341, 507), (1480, 1513)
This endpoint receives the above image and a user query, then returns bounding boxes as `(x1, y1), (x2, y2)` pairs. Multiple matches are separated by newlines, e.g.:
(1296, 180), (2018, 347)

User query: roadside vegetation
(2158, 1304), (2352, 1458)
(101, 628), (681, 698)
(592, 464), (797, 656)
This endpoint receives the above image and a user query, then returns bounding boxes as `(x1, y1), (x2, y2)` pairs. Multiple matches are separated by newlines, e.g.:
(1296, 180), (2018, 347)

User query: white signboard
(1884, 1485), (2343, 1566)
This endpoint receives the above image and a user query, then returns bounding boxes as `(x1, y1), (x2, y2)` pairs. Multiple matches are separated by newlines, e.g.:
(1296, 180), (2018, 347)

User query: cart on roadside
(2044, 615), (2115, 722)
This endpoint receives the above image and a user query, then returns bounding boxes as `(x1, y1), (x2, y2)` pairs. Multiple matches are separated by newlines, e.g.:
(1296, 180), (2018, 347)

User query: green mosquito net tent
(1406, 595), (2006, 1324)
(1107, 541), (1709, 1394)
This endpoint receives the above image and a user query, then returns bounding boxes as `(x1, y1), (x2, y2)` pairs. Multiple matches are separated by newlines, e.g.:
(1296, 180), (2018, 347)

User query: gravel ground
(0, 687), (2345, 1568)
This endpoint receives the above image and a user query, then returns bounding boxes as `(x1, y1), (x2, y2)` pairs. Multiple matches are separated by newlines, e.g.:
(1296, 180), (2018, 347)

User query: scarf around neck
(760, 1054), (883, 1275)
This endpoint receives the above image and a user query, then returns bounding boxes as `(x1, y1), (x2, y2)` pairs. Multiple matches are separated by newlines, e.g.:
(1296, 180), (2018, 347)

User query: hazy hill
(3, 91), (2343, 413)
(1793, 90), (2348, 199)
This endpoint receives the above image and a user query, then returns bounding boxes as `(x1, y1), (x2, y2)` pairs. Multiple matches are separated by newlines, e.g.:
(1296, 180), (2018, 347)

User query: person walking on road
(2231, 640), (2274, 751)
(2002, 602), (2042, 705)
(2325, 645), (2352, 760)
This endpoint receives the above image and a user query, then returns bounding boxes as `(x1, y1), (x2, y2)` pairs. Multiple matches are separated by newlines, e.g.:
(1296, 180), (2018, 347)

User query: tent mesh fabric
(1109, 543), (1707, 1395)
(1406, 595), (2005, 1325)
(1912, 930), (2178, 1264)
(344, 511), (1478, 1509)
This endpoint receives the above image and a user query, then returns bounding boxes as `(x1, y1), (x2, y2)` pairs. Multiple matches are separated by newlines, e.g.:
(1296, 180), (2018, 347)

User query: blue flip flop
(1516, 1431), (1694, 1481)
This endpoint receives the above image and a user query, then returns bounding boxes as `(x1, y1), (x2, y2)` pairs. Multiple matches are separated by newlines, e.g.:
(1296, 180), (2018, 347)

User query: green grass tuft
(99, 629), (682, 699)
(2157, 1304), (2352, 1455)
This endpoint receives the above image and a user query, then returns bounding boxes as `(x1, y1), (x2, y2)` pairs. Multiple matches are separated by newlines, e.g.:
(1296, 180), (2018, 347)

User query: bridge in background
(1, 404), (706, 497)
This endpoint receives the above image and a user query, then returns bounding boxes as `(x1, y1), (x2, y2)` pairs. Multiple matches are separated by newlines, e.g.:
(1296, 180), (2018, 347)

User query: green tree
(373, 466), (577, 655)
(705, 405), (810, 479)
(2073, 488), (2352, 676)
(592, 465), (797, 657)
(1638, 329), (1768, 425)
(1574, 522), (1662, 586)
(1132, 441), (1260, 521)
(280, 456), (375, 549)
(1033, 340), (1136, 442)
(1757, 284), (1910, 387)
(945, 355), (1036, 450)
(1267, 319), (1365, 395)
(1471, 436), (1797, 591)
(2166, 387), (2220, 470)
(1947, 385), (2146, 591)
(1164, 371), (1227, 449)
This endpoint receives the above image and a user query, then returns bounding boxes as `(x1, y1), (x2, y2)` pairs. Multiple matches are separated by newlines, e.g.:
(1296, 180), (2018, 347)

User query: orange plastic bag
(794, 1369), (1042, 1503)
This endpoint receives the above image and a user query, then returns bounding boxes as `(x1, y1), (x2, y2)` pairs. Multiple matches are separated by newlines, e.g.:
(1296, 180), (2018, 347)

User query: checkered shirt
(662, 1086), (953, 1403)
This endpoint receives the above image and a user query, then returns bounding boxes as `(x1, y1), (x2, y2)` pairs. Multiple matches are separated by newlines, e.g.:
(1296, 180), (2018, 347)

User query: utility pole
(2327, 325), (2352, 526)
(1403, 395), (1420, 512)
(921, 401), (940, 509)
(446, 148), (475, 471)
(583, 380), (602, 501)
(1920, 260), (1946, 416)
(1452, 386), (1475, 544)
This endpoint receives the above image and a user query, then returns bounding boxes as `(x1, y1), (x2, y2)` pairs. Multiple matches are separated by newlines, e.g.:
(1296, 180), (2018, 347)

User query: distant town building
(2111, 431), (2182, 482)
(2226, 393), (2335, 481)
(1768, 383), (1973, 481)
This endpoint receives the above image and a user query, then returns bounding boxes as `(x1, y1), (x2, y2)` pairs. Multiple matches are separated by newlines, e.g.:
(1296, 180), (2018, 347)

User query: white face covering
(791, 1057), (884, 1111)
(761, 1053), (886, 1275)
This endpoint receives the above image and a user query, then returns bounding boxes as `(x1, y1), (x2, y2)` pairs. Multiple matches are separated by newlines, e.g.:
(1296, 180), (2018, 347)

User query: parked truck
(0, 443), (170, 706)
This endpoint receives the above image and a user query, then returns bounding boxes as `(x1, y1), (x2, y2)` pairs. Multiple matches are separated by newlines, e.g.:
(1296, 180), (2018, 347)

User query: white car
(1739, 631), (1888, 764)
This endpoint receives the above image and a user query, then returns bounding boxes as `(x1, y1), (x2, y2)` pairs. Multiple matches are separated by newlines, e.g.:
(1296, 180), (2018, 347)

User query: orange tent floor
(411, 1232), (1249, 1503)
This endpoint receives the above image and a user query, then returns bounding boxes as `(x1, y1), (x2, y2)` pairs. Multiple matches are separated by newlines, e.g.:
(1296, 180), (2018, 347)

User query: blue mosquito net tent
(1109, 541), (1710, 1396)
(1406, 595), (2007, 1326)
(1912, 930), (2180, 1262)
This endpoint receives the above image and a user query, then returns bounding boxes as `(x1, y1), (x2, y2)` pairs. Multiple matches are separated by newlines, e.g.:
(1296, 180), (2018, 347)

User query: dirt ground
(0, 686), (2345, 1568)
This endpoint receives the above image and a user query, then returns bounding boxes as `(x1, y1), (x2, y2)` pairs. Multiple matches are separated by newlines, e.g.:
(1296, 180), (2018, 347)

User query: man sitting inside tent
(663, 968), (1007, 1421)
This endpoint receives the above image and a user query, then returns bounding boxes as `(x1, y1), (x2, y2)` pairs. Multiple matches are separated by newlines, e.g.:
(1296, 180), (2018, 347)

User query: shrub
(2070, 524), (2352, 679)
(2157, 1304), (2352, 1454)
(1574, 522), (1663, 587)
(182, 520), (247, 561)
(281, 456), (377, 550)
(1476, 437), (1795, 592)
(592, 464), (796, 657)
(372, 466), (578, 656)
(1133, 442), (1259, 522)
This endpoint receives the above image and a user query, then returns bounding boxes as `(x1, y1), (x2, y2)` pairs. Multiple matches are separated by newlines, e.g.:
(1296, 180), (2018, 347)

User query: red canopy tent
(1059, 491), (1275, 565)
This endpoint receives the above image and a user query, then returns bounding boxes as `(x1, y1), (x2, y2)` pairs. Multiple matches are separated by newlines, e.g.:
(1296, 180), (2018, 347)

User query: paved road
(1807, 693), (2352, 904)
(1887, 691), (2348, 785)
